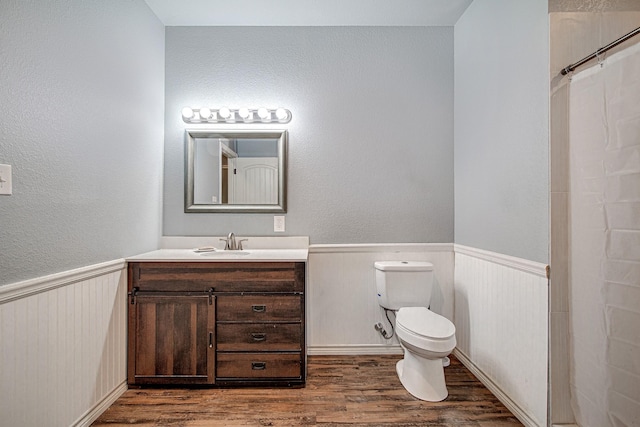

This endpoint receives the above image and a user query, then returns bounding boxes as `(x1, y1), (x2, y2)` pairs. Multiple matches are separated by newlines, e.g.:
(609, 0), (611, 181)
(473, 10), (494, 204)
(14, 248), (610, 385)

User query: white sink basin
(198, 251), (250, 257)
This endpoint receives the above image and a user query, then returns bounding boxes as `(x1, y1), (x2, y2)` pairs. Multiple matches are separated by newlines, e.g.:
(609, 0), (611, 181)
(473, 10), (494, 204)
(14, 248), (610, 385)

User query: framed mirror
(185, 129), (287, 213)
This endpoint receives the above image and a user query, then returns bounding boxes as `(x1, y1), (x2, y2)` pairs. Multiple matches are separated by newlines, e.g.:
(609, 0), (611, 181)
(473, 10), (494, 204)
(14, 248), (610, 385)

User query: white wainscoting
(307, 243), (454, 355)
(0, 260), (128, 427)
(454, 245), (549, 427)
(0, 245), (550, 426)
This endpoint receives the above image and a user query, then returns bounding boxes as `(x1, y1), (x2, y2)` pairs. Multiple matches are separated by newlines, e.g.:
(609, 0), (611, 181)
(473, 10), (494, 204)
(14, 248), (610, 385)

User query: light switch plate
(0, 164), (12, 195)
(274, 215), (285, 232)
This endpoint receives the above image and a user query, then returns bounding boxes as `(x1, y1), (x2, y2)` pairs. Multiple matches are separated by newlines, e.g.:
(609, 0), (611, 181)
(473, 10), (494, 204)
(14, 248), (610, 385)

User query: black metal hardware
(209, 332), (213, 348)
(208, 288), (215, 305)
(251, 332), (267, 341)
(251, 304), (266, 313)
(251, 362), (266, 370)
(128, 287), (139, 305)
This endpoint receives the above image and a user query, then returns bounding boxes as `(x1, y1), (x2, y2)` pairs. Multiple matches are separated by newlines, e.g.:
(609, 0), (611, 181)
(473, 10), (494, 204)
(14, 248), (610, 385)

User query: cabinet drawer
(216, 353), (301, 379)
(217, 323), (301, 351)
(217, 295), (301, 322)
(129, 262), (304, 293)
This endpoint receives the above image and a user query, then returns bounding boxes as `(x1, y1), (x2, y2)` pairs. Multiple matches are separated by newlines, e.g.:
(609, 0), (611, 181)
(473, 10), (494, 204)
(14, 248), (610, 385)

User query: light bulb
(218, 107), (231, 119)
(275, 108), (289, 121)
(238, 108), (251, 120)
(257, 108), (270, 120)
(199, 107), (211, 120)
(181, 107), (194, 120)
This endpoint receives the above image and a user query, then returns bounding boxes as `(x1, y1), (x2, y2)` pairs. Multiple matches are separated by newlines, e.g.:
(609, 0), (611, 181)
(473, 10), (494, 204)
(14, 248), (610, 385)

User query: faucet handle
(237, 239), (248, 250)
(219, 238), (231, 250)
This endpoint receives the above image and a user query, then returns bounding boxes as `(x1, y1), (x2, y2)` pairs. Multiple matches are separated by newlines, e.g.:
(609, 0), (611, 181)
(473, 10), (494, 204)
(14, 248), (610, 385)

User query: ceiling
(144, 0), (474, 26)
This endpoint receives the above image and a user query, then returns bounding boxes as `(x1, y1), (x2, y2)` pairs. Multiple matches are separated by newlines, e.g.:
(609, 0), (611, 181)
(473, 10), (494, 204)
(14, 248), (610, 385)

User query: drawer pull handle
(251, 332), (267, 341)
(252, 304), (266, 313)
(252, 362), (266, 370)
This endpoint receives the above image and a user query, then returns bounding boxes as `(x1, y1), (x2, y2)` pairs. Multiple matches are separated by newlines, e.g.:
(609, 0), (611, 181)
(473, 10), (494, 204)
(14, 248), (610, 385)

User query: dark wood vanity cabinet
(127, 261), (306, 387)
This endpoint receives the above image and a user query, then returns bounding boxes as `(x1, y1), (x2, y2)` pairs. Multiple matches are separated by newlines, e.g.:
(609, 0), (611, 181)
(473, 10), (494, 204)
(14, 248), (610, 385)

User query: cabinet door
(128, 294), (215, 385)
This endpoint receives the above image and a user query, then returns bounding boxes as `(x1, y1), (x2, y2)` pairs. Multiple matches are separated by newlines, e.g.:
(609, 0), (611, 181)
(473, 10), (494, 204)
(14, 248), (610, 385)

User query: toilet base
(396, 350), (448, 402)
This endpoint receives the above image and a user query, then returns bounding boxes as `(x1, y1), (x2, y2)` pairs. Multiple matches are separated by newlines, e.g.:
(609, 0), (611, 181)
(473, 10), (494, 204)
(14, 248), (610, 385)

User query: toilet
(374, 261), (456, 402)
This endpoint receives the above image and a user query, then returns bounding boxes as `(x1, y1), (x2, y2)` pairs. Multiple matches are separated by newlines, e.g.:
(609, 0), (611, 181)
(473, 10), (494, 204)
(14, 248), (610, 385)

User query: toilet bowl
(395, 307), (456, 401)
(374, 261), (456, 402)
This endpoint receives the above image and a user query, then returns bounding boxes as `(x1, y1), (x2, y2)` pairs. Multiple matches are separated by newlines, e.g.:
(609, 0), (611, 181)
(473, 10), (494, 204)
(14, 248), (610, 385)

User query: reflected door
(228, 158), (278, 204)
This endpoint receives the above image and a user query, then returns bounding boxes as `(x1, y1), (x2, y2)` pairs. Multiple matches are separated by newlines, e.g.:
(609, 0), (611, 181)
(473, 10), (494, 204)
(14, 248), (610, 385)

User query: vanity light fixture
(182, 106), (292, 124)
(257, 108), (270, 120)
(275, 108), (289, 121)
(238, 107), (252, 122)
(218, 107), (232, 120)
(181, 107), (194, 120)
(199, 107), (212, 120)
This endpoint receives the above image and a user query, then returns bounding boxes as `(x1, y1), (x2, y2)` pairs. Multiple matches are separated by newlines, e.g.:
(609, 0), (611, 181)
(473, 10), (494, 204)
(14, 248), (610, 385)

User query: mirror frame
(184, 128), (287, 213)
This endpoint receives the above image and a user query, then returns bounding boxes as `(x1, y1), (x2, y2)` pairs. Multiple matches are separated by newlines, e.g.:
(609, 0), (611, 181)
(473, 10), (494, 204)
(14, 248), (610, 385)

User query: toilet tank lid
(374, 261), (433, 272)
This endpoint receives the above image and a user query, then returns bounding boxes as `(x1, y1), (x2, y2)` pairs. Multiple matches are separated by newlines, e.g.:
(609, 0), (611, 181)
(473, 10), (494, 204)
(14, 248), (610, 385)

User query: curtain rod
(561, 26), (640, 75)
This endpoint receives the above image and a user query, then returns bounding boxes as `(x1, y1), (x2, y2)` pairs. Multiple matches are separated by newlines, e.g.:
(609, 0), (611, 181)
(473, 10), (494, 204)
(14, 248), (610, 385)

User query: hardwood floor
(92, 354), (523, 426)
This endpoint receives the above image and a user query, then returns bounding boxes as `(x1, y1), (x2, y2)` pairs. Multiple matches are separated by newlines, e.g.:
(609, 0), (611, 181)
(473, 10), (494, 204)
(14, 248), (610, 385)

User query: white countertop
(128, 236), (309, 262)
(127, 248), (308, 262)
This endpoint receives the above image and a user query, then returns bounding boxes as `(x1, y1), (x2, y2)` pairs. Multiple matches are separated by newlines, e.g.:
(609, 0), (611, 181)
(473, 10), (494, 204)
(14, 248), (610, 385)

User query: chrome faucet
(220, 232), (248, 250)
(220, 232), (236, 250)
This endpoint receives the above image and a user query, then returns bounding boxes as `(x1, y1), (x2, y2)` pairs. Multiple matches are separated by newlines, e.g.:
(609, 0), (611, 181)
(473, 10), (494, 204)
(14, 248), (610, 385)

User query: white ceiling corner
(144, 0), (473, 27)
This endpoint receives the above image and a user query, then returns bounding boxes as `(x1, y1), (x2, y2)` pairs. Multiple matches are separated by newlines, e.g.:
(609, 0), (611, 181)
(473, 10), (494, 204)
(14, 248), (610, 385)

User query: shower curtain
(569, 41), (640, 427)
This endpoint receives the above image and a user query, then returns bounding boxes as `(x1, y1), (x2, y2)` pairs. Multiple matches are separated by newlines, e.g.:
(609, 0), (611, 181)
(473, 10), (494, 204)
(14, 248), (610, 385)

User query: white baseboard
(453, 349), (541, 427)
(308, 344), (404, 356)
(72, 381), (127, 427)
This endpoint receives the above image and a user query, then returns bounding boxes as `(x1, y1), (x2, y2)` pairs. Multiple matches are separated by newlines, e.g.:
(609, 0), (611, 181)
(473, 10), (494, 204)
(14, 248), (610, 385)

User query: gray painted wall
(164, 27), (454, 244)
(454, 0), (550, 263)
(0, 0), (165, 286)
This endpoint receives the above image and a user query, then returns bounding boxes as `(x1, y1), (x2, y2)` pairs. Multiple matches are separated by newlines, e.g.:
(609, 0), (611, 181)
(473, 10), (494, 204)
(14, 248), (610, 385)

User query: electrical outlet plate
(0, 164), (12, 195)
(274, 215), (285, 232)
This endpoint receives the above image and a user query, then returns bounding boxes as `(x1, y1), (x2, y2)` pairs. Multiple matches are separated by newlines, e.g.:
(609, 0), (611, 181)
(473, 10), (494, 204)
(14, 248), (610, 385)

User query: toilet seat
(396, 307), (456, 354)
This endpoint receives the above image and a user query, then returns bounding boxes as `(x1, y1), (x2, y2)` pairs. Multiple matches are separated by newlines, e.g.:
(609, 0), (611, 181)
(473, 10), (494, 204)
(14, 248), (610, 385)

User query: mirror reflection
(185, 129), (287, 213)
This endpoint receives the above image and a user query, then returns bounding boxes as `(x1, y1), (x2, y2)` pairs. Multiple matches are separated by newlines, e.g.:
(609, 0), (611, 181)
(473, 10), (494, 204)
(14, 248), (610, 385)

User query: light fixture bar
(182, 107), (292, 124)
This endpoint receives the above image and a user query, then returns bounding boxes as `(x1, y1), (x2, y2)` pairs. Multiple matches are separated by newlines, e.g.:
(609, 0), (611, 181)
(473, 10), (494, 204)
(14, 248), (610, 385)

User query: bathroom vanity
(126, 246), (307, 387)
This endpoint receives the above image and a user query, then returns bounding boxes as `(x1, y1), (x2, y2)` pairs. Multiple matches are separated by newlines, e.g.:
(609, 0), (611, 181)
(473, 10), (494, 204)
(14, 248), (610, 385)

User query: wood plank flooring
(92, 354), (523, 426)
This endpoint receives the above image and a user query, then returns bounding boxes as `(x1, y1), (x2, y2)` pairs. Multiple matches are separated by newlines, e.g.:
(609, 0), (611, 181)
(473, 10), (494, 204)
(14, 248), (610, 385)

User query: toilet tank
(374, 261), (434, 310)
